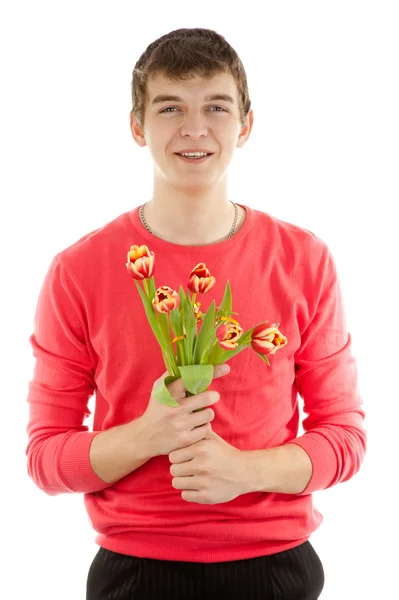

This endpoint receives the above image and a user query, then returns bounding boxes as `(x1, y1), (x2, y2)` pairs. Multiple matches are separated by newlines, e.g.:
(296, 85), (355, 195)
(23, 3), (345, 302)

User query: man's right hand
(139, 364), (230, 457)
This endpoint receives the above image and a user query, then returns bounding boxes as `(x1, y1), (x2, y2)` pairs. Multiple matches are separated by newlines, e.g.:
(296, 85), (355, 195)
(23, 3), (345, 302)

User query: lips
(175, 153), (213, 164)
(175, 149), (214, 154)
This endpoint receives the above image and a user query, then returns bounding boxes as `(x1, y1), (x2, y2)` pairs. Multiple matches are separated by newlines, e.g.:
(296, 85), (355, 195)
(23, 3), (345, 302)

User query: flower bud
(126, 245), (155, 280)
(152, 286), (180, 314)
(216, 322), (244, 350)
(251, 322), (287, 355)
(187, 263), (216, 294)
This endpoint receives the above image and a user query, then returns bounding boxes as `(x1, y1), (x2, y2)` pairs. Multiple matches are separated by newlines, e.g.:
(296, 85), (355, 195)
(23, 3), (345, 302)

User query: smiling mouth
(175, 153), (214, 163)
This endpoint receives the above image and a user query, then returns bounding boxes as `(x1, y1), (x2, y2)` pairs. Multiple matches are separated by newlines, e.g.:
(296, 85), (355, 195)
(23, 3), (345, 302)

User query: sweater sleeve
(25, 255), (112, 495)
(288, 243), (367, 495)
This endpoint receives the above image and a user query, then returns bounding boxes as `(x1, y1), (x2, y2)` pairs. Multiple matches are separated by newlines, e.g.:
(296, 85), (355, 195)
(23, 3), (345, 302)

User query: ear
(237, 109), (254, 149)
(130, 112), (147, 148)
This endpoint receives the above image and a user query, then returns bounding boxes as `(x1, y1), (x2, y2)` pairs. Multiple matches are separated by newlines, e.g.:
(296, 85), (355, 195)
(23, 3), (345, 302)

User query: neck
(141, 195), (243, 246)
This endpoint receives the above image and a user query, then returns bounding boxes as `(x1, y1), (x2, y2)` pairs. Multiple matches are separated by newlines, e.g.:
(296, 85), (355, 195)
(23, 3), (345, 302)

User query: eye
(159, 106), (227, 114)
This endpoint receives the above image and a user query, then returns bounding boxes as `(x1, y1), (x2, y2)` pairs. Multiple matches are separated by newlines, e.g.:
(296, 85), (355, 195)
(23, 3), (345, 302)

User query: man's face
(131, 71), (252, 189)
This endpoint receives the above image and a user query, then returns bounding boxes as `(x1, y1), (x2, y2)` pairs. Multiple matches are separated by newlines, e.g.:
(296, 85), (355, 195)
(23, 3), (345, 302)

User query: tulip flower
(152, 286), (180, 314)
(126, 244), (288, 406)
(126, 245), (155, 280)
(216, 321), (244, 350)
(188, 263), (216, 294)
(251, 322), (288, 355)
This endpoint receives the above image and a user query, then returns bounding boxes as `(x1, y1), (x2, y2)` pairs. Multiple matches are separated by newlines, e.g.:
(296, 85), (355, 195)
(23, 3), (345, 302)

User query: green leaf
(236, 329), (254, 345)
(255, 351), (271, 366)
(193, 300), (215, 364)
(178, 364), (214, 394)
(134, 280), (167, 352)
(151, 375), (180, 406)
(207, 341), (226, 365)
(219, 280), (232, 314)
(147, 276), (156, 304)
(169, 306), (186, 366)
(176, 342), (185, 366)
(152, 365), (214, 404)
(199, 329), (217, 364)
(157, 311), (171, 345)
(179, 285), (186, 309)
(169, 306), (183, 338)
(211, 342), (249, 364)
(182, 295), (196, 364)
(157, 311), (178, 372)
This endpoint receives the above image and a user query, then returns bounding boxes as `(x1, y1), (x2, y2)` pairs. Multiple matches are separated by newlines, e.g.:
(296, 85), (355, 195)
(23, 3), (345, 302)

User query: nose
(180, 111), (208, 138)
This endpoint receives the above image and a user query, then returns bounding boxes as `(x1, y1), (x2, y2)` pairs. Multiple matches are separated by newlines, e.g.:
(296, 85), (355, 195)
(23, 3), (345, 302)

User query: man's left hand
(169, 429), (249, 504)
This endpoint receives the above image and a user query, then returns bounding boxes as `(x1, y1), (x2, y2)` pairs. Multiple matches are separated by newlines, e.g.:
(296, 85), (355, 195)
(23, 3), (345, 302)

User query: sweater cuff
(289, 432), (338, 495)
(59, 431), (113, 493)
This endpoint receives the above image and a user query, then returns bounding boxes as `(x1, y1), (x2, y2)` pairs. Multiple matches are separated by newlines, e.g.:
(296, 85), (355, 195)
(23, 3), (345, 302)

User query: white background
(2, 1), (398, 598)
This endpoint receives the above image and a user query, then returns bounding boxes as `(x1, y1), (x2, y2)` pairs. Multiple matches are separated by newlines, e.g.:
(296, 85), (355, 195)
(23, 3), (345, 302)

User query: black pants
(86, 540), (325, 599)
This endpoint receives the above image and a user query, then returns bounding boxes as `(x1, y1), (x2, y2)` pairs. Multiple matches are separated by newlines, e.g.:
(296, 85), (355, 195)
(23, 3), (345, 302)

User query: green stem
(162, 350), (179, 377)
(176, 339), (186, 367)
(158, 312), (178, 374)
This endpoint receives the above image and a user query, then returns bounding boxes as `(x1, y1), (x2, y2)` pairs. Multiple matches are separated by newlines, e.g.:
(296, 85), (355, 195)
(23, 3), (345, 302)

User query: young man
(26, 28), (367, 599)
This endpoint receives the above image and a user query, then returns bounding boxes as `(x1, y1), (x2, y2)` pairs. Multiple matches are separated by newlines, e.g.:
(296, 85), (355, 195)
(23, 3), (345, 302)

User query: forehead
(146, 71), (239, 104)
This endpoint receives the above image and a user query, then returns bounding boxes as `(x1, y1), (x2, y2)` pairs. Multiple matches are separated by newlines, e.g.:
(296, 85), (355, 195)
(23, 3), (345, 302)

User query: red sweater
(26, 203), (367, 562)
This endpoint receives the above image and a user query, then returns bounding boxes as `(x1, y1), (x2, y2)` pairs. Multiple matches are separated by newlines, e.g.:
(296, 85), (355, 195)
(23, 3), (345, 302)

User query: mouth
(174, 153), (214, 164)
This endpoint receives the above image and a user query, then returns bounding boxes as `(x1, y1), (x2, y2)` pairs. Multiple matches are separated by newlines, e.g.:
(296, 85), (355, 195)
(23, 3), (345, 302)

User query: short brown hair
(131, 28), (251, 130)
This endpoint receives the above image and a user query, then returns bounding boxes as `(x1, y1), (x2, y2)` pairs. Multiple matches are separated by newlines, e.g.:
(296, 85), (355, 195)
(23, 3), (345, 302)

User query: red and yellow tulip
(216, 321), (244, 350)
(125, 243), (288, 406)
(187, 263), (216, 294)
(251, 322), (287, 355)
(152, 286), (180, 314)
(126, 245), (155, 280)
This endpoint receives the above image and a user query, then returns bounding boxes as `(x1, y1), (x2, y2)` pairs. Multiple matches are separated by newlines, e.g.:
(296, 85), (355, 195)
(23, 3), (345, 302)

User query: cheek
(214, 124), (240, 144)
(146, 122), (172, 144)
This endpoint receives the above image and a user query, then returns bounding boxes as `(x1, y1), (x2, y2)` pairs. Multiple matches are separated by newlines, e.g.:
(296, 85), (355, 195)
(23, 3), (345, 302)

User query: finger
(213, 363), (230, 378)
(181, 490), (203, 503)
(182, 391), (220, 412)
(169, 445), (196, 464)
(172, 476), (199, 490)
(170, 461), (195, 477)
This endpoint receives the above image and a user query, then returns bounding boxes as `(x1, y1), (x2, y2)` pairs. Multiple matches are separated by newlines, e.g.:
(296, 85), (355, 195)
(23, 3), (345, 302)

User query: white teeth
(180, 152), (209, 157)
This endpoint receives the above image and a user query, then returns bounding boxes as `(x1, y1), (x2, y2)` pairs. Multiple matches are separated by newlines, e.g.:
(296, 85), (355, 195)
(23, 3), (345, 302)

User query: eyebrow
(151, 93), (235, 105)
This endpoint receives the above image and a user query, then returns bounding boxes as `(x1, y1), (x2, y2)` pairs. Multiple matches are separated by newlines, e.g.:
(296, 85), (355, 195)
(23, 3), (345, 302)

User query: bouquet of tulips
(126, 244), (287, 406)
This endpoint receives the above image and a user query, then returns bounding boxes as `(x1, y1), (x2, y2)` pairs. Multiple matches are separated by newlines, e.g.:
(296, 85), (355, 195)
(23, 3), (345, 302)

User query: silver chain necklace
(139, 201), (239, 239)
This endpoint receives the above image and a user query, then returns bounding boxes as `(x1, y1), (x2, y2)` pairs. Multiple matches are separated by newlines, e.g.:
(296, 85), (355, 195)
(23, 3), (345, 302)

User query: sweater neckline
(128, 202), (253, 255)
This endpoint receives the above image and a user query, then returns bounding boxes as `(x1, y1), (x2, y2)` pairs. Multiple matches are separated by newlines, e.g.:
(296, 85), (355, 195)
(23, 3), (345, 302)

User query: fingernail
(221, 364), (230, 373)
